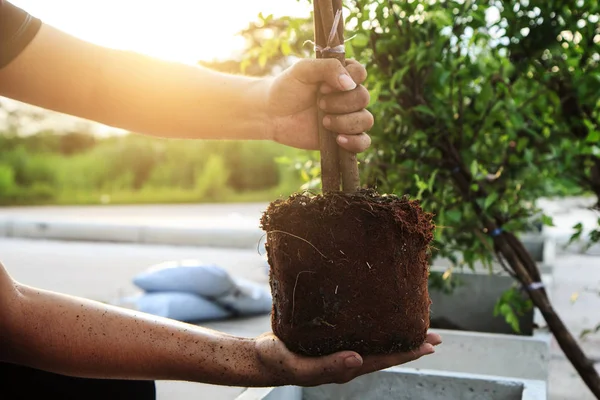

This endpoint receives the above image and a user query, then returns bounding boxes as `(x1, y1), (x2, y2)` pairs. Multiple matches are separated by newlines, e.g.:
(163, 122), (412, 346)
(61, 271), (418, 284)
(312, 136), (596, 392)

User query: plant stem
(314, 0), (360, 193)
(444, 144), (600, 399)
(494, 233), (600, 399)
(332, 0), (361, 193)
(314, 0), (341, 192)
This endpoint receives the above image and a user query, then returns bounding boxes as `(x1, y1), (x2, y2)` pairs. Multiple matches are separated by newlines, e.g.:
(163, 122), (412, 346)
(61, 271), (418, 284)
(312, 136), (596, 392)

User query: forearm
(0, 24), (271, 141)
(2, 283), (274, 387)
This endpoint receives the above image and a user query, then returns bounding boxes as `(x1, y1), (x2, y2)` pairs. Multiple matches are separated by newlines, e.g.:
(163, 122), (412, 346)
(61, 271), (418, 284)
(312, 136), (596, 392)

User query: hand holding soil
(255, 331), (442, 387)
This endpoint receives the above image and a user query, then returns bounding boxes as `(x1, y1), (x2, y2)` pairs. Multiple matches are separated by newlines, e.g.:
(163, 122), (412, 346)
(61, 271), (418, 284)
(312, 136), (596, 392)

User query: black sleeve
(0, 1), (42, 68)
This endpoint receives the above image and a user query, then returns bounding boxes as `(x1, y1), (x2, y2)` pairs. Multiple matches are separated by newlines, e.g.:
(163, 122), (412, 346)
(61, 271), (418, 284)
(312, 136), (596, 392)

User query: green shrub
(0, 146), (57, 187)
(0, 129), (303, 205)
(195, 155), (232, 200)
(0, 164), (16, 195)
(223, 141), (281, 191)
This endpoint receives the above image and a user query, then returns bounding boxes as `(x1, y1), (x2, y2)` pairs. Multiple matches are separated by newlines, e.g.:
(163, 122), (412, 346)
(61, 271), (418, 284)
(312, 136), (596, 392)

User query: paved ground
(0, 203), (268, 229)
(2, 209), (600, 398)
(545, 253), (600, 400)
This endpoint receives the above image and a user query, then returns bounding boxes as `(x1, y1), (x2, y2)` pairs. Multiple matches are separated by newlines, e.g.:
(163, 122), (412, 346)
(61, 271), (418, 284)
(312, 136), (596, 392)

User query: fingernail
(344, 355), (363, 368)
(319, 99), (326, 109)
(337, 135), (348, 144)
(339, 74), (357, 91)
(323, 116), (331, 127)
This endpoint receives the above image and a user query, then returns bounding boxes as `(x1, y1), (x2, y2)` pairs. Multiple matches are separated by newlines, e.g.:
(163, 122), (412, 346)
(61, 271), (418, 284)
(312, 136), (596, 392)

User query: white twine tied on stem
(307, 9), (346, 55)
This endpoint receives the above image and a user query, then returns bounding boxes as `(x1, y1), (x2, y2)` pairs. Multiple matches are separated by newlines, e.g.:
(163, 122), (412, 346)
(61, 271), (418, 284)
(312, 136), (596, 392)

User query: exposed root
(268, 230), (330, 260)
(291, 270), (316, 327)
(256, 233), (267, 256)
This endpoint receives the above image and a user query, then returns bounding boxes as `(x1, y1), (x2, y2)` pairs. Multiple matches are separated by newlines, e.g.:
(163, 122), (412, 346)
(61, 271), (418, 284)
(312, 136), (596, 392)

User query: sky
(12, 0), (310, 63)
(5, 0), (310, 134)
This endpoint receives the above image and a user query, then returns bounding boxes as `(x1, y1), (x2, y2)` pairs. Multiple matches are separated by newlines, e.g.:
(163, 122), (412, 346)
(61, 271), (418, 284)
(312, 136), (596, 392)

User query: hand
(265, 58), (373, 153)
(255, 331), (442, 387)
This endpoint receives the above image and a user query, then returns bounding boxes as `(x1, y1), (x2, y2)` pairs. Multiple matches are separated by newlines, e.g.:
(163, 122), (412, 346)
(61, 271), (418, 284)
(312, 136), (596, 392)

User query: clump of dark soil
(260, 189), (435, 356)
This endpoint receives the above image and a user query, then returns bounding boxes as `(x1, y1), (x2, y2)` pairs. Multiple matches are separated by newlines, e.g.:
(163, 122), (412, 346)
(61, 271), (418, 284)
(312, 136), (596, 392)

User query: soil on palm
(260, 189), (435, 356)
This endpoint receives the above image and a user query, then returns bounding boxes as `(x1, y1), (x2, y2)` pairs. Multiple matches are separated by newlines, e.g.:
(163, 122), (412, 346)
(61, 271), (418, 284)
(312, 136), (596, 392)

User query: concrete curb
(0, 218), (265, 250)
(238, 368), (547, 399)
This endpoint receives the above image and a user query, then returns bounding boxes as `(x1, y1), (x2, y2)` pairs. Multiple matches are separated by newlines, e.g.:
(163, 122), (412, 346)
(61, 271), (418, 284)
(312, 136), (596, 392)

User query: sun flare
(11, 0), (310, 64)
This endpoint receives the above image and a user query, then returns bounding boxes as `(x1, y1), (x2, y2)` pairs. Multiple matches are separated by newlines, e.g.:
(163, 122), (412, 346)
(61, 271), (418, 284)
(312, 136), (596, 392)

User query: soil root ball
(260, 189), (435, 356)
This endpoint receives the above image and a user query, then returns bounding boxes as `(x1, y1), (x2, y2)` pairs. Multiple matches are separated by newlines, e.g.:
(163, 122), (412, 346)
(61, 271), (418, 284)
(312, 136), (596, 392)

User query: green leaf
(390, 66), (410, 92)
(580, 323), (600, 339)
(569, 230), (583, 245)
(581, 329), (593, 339)
(412, 105), (436, 117)
(479, 83), (493, 105)
(470, 160), (479, 177)
(484, 192), (499, 210)
(280, 40), (292, 56)
(427, 170), (439, 191)
(427, 10), (453, 26)
(568, 222), (585, 244)
(351, 33), (369, 48)
(300, 169), (310, 183)
(497, 302), (521, 333)
(585, 130), (600, 143)
(435, 209), (445, 241)
(368, 81), (383, 107)
(541, 215), (555, 227)
(506, 310), (521, 333)
(446, 210), (462, 223)
(516, 137), (529, 152)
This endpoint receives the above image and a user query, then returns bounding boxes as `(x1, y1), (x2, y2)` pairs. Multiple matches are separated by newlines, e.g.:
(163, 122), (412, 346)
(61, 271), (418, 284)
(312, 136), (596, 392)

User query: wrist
(251, 77), (276, 142)
(250, 336), (285, 387)
(251, 334), (300, 388)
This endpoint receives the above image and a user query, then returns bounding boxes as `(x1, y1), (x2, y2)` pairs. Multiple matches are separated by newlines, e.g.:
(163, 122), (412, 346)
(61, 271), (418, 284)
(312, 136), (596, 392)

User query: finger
(323, 109), (374, 134)
(337, 133), (371, 153)
(292, 351), (364, 387)
(359, 342), (436, 376)
(426, 332), (443, 346)
(320, 85), (370, 114)
(320, 60), (367, 94)
(345, 61), (368, 85)
(292, 58), (357, 92)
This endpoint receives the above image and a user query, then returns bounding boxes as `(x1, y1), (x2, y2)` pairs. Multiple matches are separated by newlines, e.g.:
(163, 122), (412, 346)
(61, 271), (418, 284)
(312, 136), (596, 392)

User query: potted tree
(240, 0), (600, 396)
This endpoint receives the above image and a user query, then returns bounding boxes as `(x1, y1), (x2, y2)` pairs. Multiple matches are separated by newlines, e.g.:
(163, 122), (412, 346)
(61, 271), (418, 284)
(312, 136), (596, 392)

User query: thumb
(291, 58), (357, 92)
(295, 351), (364, 386)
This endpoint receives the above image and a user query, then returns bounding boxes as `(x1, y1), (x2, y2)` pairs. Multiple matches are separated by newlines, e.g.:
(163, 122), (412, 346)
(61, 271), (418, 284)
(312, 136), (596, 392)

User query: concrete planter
(519, 233), (556, 275)
(235, 368), (546, 400)
(428, 266), (536, 335)
(429, 233), (555, 335)
(403, 328), (550, 381)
